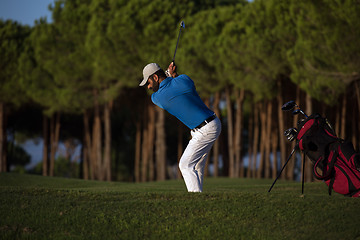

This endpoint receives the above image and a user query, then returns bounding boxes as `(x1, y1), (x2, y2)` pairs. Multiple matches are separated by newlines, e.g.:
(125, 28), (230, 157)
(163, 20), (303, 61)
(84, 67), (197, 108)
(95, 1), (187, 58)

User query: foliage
(6, 143), (31, 171)
(288, 0), (360, 105)
(19, 1), (95, 116)
(219, 0), (295, 101)
(29, 157), (80, 178)
(7, 0), (360, 105)
(86, 0), (126, 102)
(178, 5), (246, 96)
(18, 21), (60, 115)
(0, 20), (30, 107)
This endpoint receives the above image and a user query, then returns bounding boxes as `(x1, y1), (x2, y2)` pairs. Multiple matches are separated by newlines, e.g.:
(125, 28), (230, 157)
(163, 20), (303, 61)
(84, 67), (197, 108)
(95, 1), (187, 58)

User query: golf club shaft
(172, 21), (184, 63)
(172, 28), (182, 62)
(300, 110), (309, 118)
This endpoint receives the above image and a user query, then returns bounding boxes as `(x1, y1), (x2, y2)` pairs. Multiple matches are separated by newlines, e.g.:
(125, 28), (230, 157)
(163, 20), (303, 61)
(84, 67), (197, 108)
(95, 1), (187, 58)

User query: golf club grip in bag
(297, 114), (360, 197)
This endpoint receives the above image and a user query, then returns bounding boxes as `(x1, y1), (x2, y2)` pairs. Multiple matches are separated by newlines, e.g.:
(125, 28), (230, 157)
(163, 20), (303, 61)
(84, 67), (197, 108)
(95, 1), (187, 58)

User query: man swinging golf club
(139, 61), (221, 192)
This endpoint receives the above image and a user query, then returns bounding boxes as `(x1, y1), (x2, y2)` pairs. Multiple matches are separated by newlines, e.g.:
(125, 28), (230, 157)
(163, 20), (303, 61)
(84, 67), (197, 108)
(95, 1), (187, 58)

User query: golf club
(281, 100), (296, 111)
(172, 20), (185, 63)
(281, 100), (308, 118)
(284, 128), (298, 142)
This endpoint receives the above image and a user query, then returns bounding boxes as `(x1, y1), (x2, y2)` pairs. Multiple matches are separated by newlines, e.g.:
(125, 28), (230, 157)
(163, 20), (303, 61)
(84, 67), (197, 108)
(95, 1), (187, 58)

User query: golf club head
(180, 21), (185, 29)
(297, 118), (306, 128)
(281, 101), (297, 111)
(294, 109), (309, 118)
(284, 128), (298, 142)
(292, 109), (301, 115)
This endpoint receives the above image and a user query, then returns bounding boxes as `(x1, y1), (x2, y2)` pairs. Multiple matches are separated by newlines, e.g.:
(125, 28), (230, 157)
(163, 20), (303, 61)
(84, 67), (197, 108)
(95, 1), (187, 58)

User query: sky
(0, 0), (54, 26)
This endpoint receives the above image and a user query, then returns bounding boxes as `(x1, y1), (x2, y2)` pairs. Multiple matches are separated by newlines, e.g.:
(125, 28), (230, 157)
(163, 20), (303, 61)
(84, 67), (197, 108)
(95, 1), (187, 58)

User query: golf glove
(165, 69), (171, 77)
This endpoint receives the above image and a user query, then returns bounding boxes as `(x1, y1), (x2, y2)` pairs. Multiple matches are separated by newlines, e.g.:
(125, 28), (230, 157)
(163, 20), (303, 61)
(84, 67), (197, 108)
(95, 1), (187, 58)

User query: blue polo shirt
(151, 74), (214, 129)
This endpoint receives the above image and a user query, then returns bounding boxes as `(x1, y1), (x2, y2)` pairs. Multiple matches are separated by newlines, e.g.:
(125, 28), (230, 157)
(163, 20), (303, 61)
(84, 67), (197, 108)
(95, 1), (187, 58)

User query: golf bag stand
(268, 146), (306, 194)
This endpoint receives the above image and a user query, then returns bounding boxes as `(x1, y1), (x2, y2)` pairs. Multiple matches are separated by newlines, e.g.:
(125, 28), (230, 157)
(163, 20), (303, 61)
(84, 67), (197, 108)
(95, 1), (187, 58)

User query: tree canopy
(0, 20), (30, 107)
(11, 0), (359, 107)
(1, 0), (360, 179)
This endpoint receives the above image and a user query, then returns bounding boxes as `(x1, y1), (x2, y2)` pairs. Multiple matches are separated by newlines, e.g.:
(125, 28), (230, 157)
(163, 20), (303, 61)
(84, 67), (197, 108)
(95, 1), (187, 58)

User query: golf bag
(269, 100), (360, 197)
(297, 114), (360, 197)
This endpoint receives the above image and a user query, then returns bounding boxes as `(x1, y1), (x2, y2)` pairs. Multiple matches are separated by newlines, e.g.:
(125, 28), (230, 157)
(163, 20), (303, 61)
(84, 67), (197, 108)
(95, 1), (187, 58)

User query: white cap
(139, 63), (161, 86)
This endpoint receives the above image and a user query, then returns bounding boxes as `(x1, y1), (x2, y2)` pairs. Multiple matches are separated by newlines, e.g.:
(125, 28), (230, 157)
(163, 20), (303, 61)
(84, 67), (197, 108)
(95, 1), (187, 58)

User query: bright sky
(0, 0), (54, 26)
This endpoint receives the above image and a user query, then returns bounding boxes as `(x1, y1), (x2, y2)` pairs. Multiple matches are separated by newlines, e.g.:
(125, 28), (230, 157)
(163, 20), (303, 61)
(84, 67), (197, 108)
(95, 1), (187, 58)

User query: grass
(1, 173), (359, 240)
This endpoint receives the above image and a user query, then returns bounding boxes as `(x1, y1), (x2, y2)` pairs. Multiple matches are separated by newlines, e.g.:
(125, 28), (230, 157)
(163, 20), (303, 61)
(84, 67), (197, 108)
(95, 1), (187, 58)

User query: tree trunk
(104, 101), (112, 181)
(141, 118), (149, 182)
(247, 106), (254, 178)
(334, 94), (342, 138)
(204, 98), (211, 177)
(340, 93), (347, 139)
(156, 107), (166, 181)
(84, 110), (93, 180)
(49, 113), (60, 177)
(271, 118), (278, 179)
(225, 86), (235, 177)
(213, 91), (221, 177)
(148, 104), (155, 181)
(305, 93), (313, 182)
(355, 81), (360, 151)
(177, 123), (183, 179)
(258, 102), (266, 179)
(93, 102), (102, 180)
(335, 104), (340, 137)
(277, 81), (286, 180)
(264, 100), (272, 179)
(42, 115), (49, 176)
(135, 119), (141, 182)
(252, 102), (259, 178)
(82, 130), (89, 180)
(0, 102), (5, 172)
(352, 107), (357, 151)
(235, 89), (245, 178)
(54, 113), (61, 175)
(49, 115), (55, 176)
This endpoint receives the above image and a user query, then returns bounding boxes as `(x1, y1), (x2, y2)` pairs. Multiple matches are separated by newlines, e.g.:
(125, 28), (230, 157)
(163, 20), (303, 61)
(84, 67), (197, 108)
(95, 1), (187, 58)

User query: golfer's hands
(166, 61), (178, 78)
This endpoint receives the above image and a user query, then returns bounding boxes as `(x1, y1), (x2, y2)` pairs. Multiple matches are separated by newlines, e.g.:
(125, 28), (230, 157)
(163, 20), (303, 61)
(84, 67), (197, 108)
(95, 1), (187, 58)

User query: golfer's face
(147, 77), (159, 92)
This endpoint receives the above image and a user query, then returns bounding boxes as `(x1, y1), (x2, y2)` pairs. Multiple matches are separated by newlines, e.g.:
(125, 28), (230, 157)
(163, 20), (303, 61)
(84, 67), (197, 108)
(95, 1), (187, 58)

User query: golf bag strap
(327, 151), (338, 196)
(313, 156), (325, 179)
(312, 150), (337, 181)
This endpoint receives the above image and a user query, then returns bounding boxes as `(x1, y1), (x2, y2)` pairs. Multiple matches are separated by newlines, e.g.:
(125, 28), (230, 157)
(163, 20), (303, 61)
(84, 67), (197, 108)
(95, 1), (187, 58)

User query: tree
(219, 0), (299, 179)
(87, 0), (118, 181)
(0, 20), (30, 172)
(288, 0), (360, 105)
(19, 0), (94, 177)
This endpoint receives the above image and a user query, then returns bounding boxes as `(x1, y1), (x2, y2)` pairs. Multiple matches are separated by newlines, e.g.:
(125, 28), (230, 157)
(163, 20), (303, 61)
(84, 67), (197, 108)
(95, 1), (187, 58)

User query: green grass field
(1, 173), (359, 240)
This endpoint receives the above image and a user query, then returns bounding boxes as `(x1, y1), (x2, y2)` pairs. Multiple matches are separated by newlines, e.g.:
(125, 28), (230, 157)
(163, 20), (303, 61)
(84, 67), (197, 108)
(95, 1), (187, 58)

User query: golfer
(139, 62), (221, 192)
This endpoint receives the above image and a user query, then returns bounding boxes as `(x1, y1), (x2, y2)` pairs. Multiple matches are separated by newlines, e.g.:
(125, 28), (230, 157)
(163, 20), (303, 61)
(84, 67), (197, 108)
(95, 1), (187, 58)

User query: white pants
(179, 117), (221, 192)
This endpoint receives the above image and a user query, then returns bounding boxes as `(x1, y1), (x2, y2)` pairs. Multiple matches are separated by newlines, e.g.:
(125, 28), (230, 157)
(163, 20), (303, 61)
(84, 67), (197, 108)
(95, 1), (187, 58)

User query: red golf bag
(297, 114), (360, 197)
